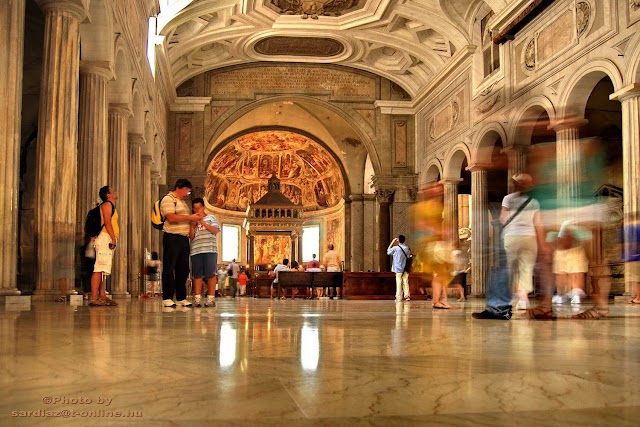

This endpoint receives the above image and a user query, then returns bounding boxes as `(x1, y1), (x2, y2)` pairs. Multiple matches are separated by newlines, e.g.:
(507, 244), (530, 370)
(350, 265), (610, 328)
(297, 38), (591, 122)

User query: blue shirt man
(387, 235), (411, 302)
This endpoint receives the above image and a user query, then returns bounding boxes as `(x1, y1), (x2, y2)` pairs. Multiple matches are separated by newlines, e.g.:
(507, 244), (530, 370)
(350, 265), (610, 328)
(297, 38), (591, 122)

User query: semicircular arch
(509, 96), (556, 146)
(442, 143), (471, 178)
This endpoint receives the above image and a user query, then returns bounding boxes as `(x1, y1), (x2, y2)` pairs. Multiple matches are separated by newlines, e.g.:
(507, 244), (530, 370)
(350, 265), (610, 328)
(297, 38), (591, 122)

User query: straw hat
(512, 173), (533, 188)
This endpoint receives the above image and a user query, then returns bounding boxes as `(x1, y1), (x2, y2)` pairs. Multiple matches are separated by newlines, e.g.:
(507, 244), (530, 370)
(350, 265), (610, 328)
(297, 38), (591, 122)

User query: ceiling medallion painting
(206, 131), (344, 212)
(254, 36), (345, 57)
(268, 0), (364, 19)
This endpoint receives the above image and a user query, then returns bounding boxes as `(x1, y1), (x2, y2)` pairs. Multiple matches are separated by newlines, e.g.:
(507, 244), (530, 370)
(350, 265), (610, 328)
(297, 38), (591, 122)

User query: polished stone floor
(1, 297), (640, 426)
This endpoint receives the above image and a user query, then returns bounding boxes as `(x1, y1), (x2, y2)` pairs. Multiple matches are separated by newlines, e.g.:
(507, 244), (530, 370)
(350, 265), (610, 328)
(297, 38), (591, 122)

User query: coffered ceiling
(157, 0), (506, 98)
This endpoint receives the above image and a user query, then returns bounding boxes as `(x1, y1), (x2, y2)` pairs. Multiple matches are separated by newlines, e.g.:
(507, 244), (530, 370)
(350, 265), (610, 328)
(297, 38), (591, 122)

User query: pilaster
(350, 194), (365, 272)
(0, 0), (26, 295)
(33, 0), (87, 298)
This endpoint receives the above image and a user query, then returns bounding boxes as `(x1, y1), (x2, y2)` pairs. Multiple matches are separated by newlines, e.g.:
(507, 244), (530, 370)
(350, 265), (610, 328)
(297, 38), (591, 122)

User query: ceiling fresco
(205, 131), (345, 212)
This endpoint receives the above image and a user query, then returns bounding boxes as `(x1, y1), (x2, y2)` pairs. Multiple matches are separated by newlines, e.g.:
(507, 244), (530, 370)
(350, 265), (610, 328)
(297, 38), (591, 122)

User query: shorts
(553, 246), (588, 274)
(93, 232), (115, 275)
(191, 252), (217, 279)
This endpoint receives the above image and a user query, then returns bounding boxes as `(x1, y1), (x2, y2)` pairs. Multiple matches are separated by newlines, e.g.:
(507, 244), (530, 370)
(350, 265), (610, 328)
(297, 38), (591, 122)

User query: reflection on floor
(2, 298), (640, 426)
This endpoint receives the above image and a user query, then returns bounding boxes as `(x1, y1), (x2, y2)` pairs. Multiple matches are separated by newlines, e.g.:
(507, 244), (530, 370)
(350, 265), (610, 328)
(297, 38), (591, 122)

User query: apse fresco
(254, 235), (291, 266)
(206, 131), (344, 211)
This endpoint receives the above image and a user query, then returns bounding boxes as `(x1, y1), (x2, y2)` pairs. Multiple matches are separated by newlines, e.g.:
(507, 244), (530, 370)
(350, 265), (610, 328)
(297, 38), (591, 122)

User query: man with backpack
(89, 185), (119, 307)
(161, 179), (203, 308)
(387, 235), (412, 302)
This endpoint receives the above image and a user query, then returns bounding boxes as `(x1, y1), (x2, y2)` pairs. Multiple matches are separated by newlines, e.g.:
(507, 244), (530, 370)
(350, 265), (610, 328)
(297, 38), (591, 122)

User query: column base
(0, 288), (21, 296)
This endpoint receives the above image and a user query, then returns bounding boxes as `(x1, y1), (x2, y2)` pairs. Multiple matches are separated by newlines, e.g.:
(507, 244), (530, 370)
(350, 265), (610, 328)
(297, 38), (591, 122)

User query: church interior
(1, 0), (640, 424)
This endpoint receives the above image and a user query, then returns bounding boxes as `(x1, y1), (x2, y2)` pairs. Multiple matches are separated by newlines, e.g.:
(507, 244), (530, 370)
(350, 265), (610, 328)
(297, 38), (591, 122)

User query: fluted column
(469, 166), (490, 296)
(376, 189), (394, 272)
(350, 194), (365, 272)
(33, 0), (87, 298)
(343, 196), (351, 271)
(502, 145), (528, 193)
(128, 134), (144, 296)
(77, 62), (112, 239)
(551, 118), (588, 204)
(363, 194), (376, 272)
(0, 0), (26, 295)
(441, 178), (462, 244)
(142, 155), (153, 255)
(611, 84), (640, 296)
(108, 105), (131, 296)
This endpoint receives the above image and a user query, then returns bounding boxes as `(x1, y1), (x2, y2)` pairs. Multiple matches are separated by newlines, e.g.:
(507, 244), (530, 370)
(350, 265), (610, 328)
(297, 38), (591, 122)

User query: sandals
(433, 302), (449, 309)
(626, 299), (640, 304)
(519, 306), (556, 320)
(572, 307), (609, 319)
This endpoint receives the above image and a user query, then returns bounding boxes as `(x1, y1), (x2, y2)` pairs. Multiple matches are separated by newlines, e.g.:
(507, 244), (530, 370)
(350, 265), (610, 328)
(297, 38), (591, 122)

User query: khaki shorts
(627, 261), (640, 282)
(93, 232), (115, 275)
(553, 246), (588, 274)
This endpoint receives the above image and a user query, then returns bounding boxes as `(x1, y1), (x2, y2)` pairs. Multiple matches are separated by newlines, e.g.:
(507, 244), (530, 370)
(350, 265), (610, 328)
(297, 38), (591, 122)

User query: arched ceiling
(156, 0), (502, 97)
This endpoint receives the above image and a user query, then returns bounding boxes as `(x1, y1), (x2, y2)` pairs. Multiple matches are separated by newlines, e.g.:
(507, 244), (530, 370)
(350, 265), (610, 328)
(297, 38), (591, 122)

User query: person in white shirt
(269, 259), (290, 299)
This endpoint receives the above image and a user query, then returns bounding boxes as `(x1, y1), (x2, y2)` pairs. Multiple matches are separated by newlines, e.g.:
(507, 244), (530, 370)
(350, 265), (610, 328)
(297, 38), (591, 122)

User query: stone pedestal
(33, 1), (87, 299)
(0, 0), (26, 295)
(469, 167), (489, 295)
(350, 194), (365, 272)
(611, 84), (640, 296)
(108, 105), (131, 296)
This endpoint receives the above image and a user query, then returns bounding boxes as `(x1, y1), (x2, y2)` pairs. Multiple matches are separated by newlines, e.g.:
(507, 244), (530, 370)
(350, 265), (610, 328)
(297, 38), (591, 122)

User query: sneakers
(205, 297), (216, 307)
(176, 299), (192, 307)
(404, 297), (411, 301)
(515, 300), (529, 310)
(162, 299), (176, 307)
(194, 296), (202, 307)
(570, 294), (581, 305)
(472, 309), (512, 320)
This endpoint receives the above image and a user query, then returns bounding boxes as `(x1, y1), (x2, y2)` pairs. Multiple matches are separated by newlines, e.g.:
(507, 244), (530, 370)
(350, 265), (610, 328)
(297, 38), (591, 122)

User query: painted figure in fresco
(259, 157), (272, 178)
(315, 182), (328, 207)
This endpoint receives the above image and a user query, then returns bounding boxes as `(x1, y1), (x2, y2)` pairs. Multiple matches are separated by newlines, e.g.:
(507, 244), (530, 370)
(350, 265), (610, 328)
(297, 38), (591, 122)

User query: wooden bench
(275, 271), (344, 298)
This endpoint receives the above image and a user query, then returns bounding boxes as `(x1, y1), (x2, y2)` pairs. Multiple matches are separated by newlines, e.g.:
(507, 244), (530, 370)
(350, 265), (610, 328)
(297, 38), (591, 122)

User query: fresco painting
(254, 235), (292, 266)
(206, 131), (344, 211)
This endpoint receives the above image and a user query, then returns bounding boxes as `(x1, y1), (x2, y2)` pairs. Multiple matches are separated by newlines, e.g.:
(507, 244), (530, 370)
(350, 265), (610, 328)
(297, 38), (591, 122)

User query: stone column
(142, 155), (153, 256)
(550, 118), (588, 203)
(108, 104), (131, 296)
(128, 134), (144, 296)
(151, 172), (161, 255)
(376, 189), (394, 272)
(77, 61), (112, 238)
(248, 232), (255, 273)
(350, 194), (364, 272)
(343, 196), (351, 271)
(363, 194), (376, 272)
(611, 84), (640, 296)
(0, 0), (26, 295)
(33, 0), (88, 298)
(441, 178), (462, 244)
(502, 145), (527, 193)
(469, 166), (490, 296)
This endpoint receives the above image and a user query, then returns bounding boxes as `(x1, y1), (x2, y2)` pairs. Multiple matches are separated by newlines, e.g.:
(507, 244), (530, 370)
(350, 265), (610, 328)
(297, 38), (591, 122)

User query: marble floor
(1, 297), (640, 426)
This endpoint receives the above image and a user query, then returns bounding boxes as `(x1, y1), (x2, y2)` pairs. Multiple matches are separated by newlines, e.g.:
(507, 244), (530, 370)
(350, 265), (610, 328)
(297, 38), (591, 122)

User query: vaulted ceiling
(157, 0), (505, 98)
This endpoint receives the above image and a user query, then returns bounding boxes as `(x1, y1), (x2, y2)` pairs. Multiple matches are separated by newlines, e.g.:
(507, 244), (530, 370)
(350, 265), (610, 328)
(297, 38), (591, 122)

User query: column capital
(548, 117), (589, 132)
(466, 163), (492, 172)
(80, 60), (114, 81)
(128, 133), (145, 147)
(375, 189), (395, 203)
(610, 83), (640, 102)
(440, 177), (463, 185)
(109, 103), (132, 117)
(151, 171), (162, 181)
(35, 0), (89, 21)
(501, 144), (528, 155)
(142, 154), (154, 165)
